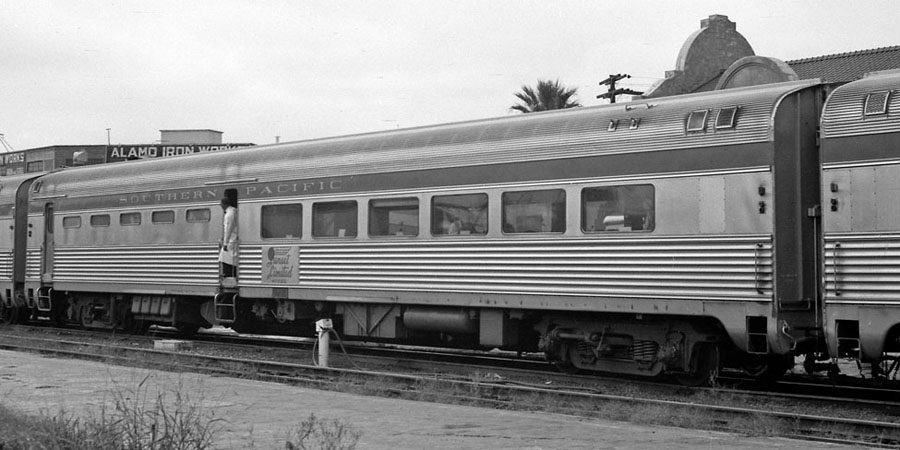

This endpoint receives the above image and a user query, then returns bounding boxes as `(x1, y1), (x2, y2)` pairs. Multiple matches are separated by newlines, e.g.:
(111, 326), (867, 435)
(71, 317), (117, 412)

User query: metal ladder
(213, 293), (236, 324)
(36, 287), (53, 312)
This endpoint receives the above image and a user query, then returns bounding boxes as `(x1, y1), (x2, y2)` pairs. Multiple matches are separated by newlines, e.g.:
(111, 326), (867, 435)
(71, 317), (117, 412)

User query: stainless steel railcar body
(25, 78), (824, 379)
(0, 173), (41, 321)
(820, 69), (900, 369)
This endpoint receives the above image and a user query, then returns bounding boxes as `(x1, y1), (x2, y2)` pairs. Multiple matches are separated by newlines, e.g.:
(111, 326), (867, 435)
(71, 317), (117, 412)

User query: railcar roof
(0, 172), (40, 209)
(36, 79), (820, 198)
(821, 69), (900, 139)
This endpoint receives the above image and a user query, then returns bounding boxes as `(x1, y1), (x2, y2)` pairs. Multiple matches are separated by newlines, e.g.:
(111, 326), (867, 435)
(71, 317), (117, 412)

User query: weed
(283, 413), (361, 450)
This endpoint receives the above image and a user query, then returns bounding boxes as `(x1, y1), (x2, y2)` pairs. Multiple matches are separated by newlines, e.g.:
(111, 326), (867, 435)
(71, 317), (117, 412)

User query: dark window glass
(90, 214), (110, 227)
(62, 216), (81, 229)
(186, 208), (211, 223)
(151, 210), (175, 224)
(261, 203), (302, 238)
(582, 184), (655, 232)
(501, 189), (565, 233)
(313, 201), (357, 238)
(120, 212), (141, 226)
(431, 194), (488, 236)
(369, 198), (418, 237)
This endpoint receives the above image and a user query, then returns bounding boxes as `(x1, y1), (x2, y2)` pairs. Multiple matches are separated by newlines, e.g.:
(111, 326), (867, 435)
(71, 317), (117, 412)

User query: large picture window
(313, 201), (358, 238)
(261, 203), (302, 239)
(369, 198), (418, 236)
(501, 189), (565, 233)
(431, 193), (488, 236)
(582, 184), (654, 232)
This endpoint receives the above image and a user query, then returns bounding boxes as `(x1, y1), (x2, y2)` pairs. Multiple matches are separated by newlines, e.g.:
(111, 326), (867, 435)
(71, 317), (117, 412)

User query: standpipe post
(315, 318), (334, 367)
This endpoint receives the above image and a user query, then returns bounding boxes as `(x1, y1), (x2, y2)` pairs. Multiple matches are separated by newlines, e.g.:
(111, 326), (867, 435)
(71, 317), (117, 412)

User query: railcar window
(313, 201), (357, 238)
(151, 210), (175, 224)
(686, 110), (708, 132)
(715, 107), (738, 129)
(501, 189), (565, 233)
(431, 194), (488, 236)
(582, 184), (654, 232)
(261, 203), (302, 239)
(369, 198), (419, 237)
(186, 208), (211, 223)
(62, 216), (81, 229)
(120, 212), (141, 226)
(865, 91), (890, 116)
(90, 214), (110, 227)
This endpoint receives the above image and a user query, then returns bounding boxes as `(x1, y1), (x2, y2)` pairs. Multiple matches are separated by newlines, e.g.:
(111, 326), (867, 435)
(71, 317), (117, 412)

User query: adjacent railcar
(18, 78), (828, 382)
(0, 173), (40, 323)
(820, 69), (900, 375)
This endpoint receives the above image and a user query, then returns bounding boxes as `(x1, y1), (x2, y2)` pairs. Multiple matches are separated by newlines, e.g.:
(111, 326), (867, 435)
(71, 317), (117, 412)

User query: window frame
(430, 193), (488, 237)
(500, 188), (566, 234)
(119, 212), (142, 226)
(312, 200), (358, 239)
(151, 210), (175, 224)
(260, 203), (303, 239)
(90, 214), (110, 227)
(368, 197), (420, 237)
(186, 208), (211, 223)
(581, 184), (655, 233)
(62, 216), (82, 229)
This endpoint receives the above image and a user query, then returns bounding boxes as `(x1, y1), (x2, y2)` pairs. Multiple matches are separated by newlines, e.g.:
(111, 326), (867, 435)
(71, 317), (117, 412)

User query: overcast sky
(1, 0), (898, 150)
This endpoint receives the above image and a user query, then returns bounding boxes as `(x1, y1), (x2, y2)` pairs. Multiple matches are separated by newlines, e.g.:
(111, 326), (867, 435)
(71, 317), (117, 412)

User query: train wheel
(175, 323), (200, 337)
(0, 304), (18, 325)
(741, 354), (793, 383)
(675, 343), (719, 387)
(552, 361), (581, 375)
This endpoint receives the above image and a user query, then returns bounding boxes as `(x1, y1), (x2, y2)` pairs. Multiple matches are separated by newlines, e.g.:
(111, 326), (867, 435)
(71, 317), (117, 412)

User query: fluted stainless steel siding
(0, 250), (12, 279)
(825, 233), (900, 305)
(242, 236), (772, 302)
(25, 250), (40, 280)
(821, 70), (900, 139)
(38, 81), (819, 198)
(51, 245), (219, 286)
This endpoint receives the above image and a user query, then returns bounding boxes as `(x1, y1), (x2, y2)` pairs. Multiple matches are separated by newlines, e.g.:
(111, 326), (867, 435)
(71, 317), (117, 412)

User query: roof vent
(715, 107), (738, 129)
(864, 91), (891, 116)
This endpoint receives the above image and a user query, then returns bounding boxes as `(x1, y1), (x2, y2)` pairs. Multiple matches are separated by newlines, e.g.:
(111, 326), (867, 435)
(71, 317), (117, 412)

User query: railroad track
(2, 324), (900, 447)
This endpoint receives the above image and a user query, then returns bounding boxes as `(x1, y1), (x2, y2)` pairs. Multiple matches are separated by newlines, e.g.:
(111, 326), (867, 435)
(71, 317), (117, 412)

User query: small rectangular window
(90, 214), (110, 227)
(502, 189), (565, 233)
(431, 193), (488, 236)
(120, 212), (141, 226)
(186, 208), (211, 223)
(262, 203), (302, 239)
(686, 110), (708, 132)
(313, 201), (357, 238)
(62, 216), (81, 229)
(582, 184), (655, 232)
(151, 210), (175, 224)
(369, 198), (419, 236)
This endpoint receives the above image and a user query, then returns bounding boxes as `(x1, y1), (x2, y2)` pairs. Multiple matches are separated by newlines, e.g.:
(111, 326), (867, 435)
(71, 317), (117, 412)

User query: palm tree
(510, 79), (581, 113)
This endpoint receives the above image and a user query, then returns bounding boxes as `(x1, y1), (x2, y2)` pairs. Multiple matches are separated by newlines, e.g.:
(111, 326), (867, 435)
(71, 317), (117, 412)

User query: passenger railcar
(820, 69), (900, 375)
(0, 173), (40, 323)
(5, 77), (837, 384)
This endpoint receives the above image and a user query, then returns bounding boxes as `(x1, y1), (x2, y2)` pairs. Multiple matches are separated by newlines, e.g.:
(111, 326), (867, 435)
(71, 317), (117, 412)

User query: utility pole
(597, 74), (643, 103)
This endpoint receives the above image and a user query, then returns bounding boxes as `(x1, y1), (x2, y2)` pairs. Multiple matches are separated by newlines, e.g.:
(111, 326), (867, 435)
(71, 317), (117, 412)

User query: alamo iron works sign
(106, 143), (255, 162)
